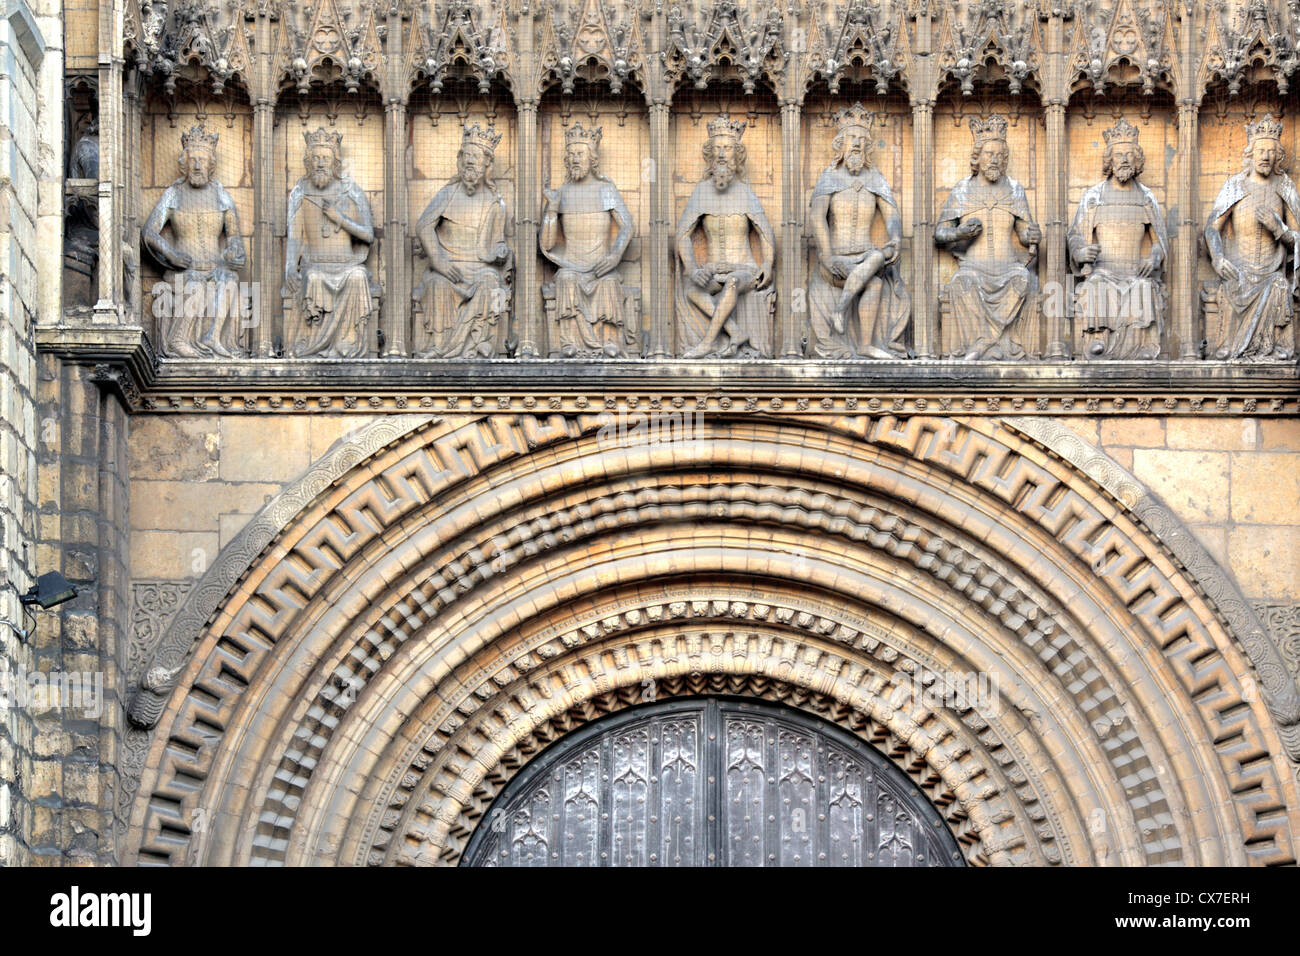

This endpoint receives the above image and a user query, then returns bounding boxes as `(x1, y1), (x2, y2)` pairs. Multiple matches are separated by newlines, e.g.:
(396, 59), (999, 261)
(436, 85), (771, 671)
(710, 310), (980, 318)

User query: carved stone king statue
(935, 115), (1041, 360)
(807, 104), (911, 359)
(675, 114), (776, 359)
(284, 127), (377, 358)
(540, 122), (636, 358)
(142, 124), (247, 358)
(413, 123), (514, 359)
(1204, 116), (1300, 362)
(1068, 118), (1168, 360)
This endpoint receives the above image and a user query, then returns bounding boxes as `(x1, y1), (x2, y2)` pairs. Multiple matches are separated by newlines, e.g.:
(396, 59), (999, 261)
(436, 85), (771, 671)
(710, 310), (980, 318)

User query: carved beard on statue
(1112, 154), (1136, 184)
(844, 145), (868, 175)
(710, 159), (736, 191)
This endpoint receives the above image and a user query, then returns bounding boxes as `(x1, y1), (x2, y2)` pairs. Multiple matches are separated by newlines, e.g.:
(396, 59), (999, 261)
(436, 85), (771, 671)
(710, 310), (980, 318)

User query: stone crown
(1102, 118), (1140, 147)
(707, 114), (746, 141)
(970, 114), (1008, 148)
(463, 123), (503, 153)
(1247, 116), (1284, 145)
(835, 103), (875, 137)
(180, 123), (219, 154)
(304, 127), (343, 154)
(564, 122), (602, 151)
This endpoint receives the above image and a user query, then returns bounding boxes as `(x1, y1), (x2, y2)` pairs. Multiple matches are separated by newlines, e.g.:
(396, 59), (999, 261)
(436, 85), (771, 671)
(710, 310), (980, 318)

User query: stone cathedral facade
(1, 0), (1299, 867)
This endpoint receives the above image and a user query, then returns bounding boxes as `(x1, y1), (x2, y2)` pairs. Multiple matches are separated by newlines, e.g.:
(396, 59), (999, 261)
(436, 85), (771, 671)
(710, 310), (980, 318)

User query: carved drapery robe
(1068, 180), (1168, 360)
(938, 175), (1037, 360)
(807, 165), (911, 359)
(414, 182), (513, 359)
(285, 177), (375, 358)
(143, 181), (245, 359)
(541, 179), (635, 357)
(674, 179), (776, 358)
(1205, 171), (1300, 361)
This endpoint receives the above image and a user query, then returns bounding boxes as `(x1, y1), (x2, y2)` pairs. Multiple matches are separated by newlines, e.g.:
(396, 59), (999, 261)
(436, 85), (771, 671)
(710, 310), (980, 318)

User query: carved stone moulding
(122, 413), (1299, 867)
(133, 391), (1297, 417)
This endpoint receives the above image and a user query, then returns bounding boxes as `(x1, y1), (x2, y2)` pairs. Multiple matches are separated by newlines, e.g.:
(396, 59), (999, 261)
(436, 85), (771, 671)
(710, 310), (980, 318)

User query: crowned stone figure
(142, 124), (247, 358)
(413, 123), (514, 358)
(1067, 118), (1169, 360)
(1204, 116), (1300, 361)
(540, 122), (636, 358)
(807, 103), (911, 359)
(935, 115), (1042, 360)
(674, 114), (777, 359)
(284, 127), (377, 358)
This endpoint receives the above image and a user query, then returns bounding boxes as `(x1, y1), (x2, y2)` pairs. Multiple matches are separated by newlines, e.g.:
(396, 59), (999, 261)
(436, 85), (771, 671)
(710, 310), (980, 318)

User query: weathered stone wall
(1066, 416), (1300, 604)
(33, 360), (130, 864)
(0, 0), (55, 867)
(126, 410), (1300, 649)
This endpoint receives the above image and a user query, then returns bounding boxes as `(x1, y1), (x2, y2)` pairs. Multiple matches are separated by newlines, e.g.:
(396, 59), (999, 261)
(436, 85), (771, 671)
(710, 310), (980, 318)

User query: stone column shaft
(382, 100), (410, 357)
(94, 57), (123, 320)
(647, 101), (672, 358)
(779, 100), (804, 358)
(1175, 102), (1200, 359)
(516, 100), (542, 358)
(1043, 101), (1070, 359)
(910, 101), (936, 358)
(251, 101), (276, 358)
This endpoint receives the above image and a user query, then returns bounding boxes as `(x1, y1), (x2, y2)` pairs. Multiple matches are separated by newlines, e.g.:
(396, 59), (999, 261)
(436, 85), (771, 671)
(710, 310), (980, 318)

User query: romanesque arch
(123, 412), (1300, 866)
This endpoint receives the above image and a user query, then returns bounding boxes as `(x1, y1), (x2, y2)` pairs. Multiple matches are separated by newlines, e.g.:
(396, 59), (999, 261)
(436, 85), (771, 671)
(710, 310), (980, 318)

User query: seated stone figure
(1068, 118), (1168, 360)
(1203, 117), (1300, 362)
(935, 115), (1041, 360)
(540, 122), (636, 358)
(413, 124), (513, 359)
(807, 103), (911, 359)
(674, 114), (776, 359)
(283, 127), (377, 358)
(142, 124), (247, 358)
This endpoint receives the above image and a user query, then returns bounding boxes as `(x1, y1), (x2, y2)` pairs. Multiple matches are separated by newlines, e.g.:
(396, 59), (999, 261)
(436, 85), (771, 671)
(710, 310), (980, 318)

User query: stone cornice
(34, 325), (1300, 414)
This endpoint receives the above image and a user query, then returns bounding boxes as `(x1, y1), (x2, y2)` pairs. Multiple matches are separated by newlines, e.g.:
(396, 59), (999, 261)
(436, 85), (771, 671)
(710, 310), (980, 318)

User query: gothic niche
(806, 103), (911, 360)
(1203, 117), (1300, 362)
(142, 124), (248, 358)
(63, 115), (100, 312)
(540, 122), (637, 359)
(935, 115), (1042, 361)
(1067, 118), (1168, 360)
(412, 123), (514, 358)
(675, 114), (777, 359)
(283, 127), (378, 359)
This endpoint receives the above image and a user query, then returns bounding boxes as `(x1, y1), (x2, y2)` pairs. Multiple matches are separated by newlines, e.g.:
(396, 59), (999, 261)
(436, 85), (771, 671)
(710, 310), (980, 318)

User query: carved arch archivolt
(124, 412), (1300, 866)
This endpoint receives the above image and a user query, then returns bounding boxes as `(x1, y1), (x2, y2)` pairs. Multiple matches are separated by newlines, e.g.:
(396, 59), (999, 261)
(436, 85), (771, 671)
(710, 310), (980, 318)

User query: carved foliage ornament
(667, 0), (784, 94)
(809, 0), (907, 95)
(1069, 0), (1172, 96)
(936, 0), (1039, 95)
(542, 0), (643, 95)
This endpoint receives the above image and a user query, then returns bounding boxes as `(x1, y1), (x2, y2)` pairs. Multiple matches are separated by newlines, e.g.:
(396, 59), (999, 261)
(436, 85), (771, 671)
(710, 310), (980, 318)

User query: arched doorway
(461, 697), (964, 867)
(121, 413), (1300, 867)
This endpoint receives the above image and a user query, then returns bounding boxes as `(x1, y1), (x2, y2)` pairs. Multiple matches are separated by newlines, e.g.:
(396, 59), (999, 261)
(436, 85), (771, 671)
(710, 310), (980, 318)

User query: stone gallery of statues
(142, 124), (247, 358)
(137, 106), (1300, 365)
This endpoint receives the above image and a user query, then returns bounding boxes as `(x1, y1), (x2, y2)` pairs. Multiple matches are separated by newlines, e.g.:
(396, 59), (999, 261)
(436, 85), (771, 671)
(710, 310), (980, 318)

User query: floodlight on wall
(1, 571), (80, 642)
(20, 571), (79, 610)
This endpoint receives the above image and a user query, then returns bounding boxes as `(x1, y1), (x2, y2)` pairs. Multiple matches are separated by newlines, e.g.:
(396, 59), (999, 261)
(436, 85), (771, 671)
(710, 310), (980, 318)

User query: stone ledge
(35, 324), (1300, 414)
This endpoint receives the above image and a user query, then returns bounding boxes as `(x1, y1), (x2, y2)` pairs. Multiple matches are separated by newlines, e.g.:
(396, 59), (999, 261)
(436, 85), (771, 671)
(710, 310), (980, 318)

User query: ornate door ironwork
(462, 698), (964, 867)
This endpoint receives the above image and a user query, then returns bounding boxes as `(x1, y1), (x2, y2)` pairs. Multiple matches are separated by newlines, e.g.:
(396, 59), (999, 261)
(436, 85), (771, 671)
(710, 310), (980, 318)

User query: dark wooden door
(462, 697), (964, 867)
